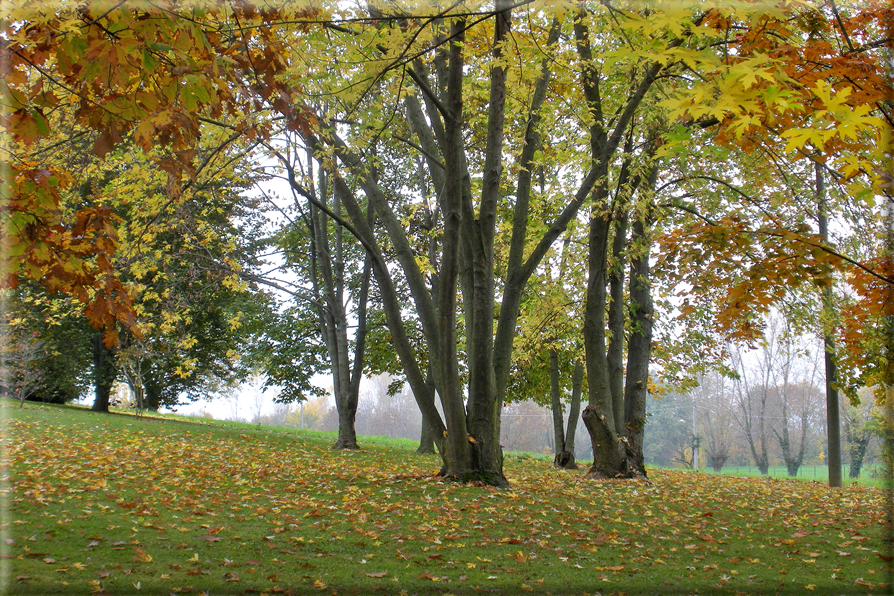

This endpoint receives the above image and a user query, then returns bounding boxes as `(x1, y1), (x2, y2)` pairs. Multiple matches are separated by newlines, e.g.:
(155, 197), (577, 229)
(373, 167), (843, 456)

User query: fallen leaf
(133, 548), (152, 563)
(365, 571), (387, 578)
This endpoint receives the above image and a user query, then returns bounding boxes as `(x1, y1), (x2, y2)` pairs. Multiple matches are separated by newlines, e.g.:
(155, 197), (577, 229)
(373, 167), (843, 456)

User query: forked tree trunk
(582, 406), (627, 478)
(301, 8), (582, 485)
(573, 5), (672, 480)
(550, 349), (577, 469)
(303, 162), (372, 452)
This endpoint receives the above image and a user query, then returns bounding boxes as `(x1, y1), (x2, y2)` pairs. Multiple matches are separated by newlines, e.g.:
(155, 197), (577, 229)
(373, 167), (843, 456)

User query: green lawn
(706, 465), (888, 488)
(5, 401), (891, 595)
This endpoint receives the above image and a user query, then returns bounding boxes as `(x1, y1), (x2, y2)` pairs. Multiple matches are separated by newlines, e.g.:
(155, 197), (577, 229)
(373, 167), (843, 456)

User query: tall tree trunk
(304, 159), (369, 452)
(432, 16), (479, 482)
(91, 333), (116, 413)
(844, 410), (872, 479)
(607, 216), (627, 434)
(622, 202), (654, 478)
(305, 8), (586, 485)
(817, 162), (843, 487)
(583, 211), (628, 479)
(549, 348), (565, 454)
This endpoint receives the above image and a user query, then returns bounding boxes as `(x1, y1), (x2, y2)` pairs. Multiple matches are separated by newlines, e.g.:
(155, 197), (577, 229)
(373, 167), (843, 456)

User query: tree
(6, 1), (889, 488)
(659, 1), (892, 487)
(507, 228), (586, 468)
(0, 315), (44, 406)
(730, 344), (775, 475)
(2, 1), (314, 334)
(842, 388), (879, 479)
(258, 133), (374, 450)
(693, 372), (737, 473)
(0, 285), (93, 404)
(288, 6), (598, 485)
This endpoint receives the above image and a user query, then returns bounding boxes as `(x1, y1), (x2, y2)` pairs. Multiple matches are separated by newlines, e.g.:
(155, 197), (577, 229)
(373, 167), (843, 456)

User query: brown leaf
(365, 572), (387, 578)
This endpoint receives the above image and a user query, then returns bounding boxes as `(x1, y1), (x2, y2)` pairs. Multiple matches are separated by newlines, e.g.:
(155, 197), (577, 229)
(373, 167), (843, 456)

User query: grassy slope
(5, 402), (891, 595)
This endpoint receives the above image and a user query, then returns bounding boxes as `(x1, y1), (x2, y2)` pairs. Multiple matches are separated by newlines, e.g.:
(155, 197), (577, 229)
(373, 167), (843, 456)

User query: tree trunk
(583, 405), (627, 478)
(143, 375), (162, 412)
(709, 455), (728, 472)
(91, 333), (116, 413)
(303, 8), (576, 485)
(549, 349), (566, 450)
(306, 163), (369, 452)
(565, 362), (583, 456)
(417, 415), (437, 454)
(622, 205), (654, 478)
(416, 370), (438, 455)
(550, 349), (577, 469)
(583, 211), (628, 479)
(607, 215), (627, 433)
(847, 435), (871, 479)
(816, 162), (843, 487)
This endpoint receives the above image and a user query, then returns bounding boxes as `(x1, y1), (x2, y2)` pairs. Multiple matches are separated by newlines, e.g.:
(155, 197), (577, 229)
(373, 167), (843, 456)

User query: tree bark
(566, 362), (583, 456)
(90, 333), (116, 413)
(622, 205), (654, 478)
(607, 214), (627, 434)
(816, 161), (843, 487)
(549, 348), (577, 469)
(143, 375), (162, 412)
(417, 369), (439, 455)
(583, 210), (628, 479)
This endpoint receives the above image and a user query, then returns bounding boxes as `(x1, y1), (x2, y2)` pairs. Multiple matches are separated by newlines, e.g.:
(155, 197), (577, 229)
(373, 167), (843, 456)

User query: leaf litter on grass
(6, 404), (890, 594)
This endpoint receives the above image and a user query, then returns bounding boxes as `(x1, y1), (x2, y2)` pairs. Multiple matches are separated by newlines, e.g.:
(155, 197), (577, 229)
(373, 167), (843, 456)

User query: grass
(705, 465), (888, 489)
(5, 401), (892, 595)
